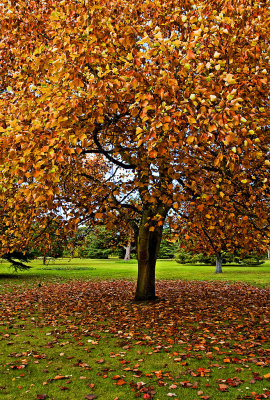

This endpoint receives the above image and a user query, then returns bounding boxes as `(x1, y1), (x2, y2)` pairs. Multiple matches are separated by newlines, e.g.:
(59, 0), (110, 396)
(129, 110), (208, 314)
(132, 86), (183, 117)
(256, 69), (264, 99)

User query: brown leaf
(85, 395), (98, 400)
(218, 383), (228, 391)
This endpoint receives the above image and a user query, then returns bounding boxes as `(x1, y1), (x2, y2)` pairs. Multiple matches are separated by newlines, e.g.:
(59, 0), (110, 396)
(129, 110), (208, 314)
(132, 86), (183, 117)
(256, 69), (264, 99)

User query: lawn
(0, 258), (269, 400)
(0, 257), (270, 287)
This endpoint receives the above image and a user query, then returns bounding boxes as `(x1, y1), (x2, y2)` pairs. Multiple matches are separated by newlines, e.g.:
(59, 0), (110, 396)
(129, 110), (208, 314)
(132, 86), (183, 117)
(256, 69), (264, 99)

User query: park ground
(0, 258), (269, 400)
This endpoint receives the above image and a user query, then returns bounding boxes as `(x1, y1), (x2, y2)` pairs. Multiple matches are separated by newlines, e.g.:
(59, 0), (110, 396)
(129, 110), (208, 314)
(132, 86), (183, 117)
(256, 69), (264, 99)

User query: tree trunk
(43, 255), (47, 265)
(215, 253), (223, 273)
(267, 248), (270, 260)
(124, 238), (131, 260)
(135, 208), (166, 301)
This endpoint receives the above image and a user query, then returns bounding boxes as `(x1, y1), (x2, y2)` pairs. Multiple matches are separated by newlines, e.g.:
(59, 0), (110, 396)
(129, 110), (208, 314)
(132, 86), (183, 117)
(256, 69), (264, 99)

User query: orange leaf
(187, 49), (195, 59)
(149, 149), (157, 158)
(53, 375), (66, 380)
(116, 379), (126, 386)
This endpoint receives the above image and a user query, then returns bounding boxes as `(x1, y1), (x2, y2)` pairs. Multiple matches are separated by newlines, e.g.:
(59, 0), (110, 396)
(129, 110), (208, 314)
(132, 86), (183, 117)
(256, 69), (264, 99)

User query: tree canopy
(0, 0), (269, 299)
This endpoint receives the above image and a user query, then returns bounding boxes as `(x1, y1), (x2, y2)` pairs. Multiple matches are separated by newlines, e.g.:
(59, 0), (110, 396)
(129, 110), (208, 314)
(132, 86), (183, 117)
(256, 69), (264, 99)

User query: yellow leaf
(149, 227), (155, 231)
(186, 136), (195, 144)
(224, 73), (236, 85)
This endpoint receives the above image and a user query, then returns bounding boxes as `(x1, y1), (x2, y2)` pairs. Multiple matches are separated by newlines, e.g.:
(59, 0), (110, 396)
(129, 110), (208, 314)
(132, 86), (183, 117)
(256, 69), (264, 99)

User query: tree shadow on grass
(0, 273), (47, 281)
(37, 266), (96, 270)
(0, 273), (19, 279)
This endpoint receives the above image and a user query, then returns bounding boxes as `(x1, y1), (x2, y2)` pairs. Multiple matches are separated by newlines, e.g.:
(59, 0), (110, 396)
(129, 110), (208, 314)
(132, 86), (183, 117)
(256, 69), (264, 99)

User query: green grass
(1, 324), (269, 400)
(0, 258), (269, 399)
(1, 257), (270, 287)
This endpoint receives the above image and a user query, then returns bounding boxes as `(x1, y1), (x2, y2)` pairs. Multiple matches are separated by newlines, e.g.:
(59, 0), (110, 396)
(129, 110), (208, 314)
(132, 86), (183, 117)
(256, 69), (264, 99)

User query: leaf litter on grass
(0, 280), (269, 399)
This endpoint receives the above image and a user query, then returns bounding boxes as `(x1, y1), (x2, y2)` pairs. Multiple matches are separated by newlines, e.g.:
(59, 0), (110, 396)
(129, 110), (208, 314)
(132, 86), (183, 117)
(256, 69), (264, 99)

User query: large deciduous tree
(0, 0), (269, 300)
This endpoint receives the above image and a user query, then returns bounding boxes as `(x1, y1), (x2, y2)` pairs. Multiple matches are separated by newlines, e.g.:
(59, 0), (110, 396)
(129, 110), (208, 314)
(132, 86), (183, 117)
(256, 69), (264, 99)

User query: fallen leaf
(112, 375), (121, 380)
(53, 375), (67, 380)
(218, 383), (228, 391)
(116, 379), (126, 386)
(223, 358), (231, 363)
(169, 384), (177, 389)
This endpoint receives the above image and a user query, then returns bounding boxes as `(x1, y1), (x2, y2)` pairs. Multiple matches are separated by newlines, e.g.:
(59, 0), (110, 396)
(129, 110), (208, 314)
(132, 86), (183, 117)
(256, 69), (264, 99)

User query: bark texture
(135, 207), (166, 301)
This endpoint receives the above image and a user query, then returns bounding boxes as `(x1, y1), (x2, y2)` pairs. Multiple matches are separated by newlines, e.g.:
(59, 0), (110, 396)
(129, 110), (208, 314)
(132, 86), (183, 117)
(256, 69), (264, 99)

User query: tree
(34, 221), (67, 264)
(76, 226), (114, 259)
(173, 192), (269, 273)
(0, 0), (269, 300)
(1, 250), (35, 271)
(158, 230), (178, 259)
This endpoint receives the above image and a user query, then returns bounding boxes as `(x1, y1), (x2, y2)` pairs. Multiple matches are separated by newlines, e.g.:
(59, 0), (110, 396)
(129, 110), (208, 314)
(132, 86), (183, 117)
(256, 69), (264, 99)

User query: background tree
(75, 226), (114, 259)
(0, 0), (269, 299)
(172, 192), (269, 273)
(35, 221), (67, 264)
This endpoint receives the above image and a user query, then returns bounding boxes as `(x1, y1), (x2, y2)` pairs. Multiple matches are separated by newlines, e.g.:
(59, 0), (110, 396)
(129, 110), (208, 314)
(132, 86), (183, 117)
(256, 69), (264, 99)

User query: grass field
(1, 257), (270, 287)
(0, 258), (269, 400)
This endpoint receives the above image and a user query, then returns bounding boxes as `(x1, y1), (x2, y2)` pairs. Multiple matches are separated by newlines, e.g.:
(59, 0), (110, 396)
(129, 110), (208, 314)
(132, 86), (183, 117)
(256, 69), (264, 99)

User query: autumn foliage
(0, 0), (269, 299)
